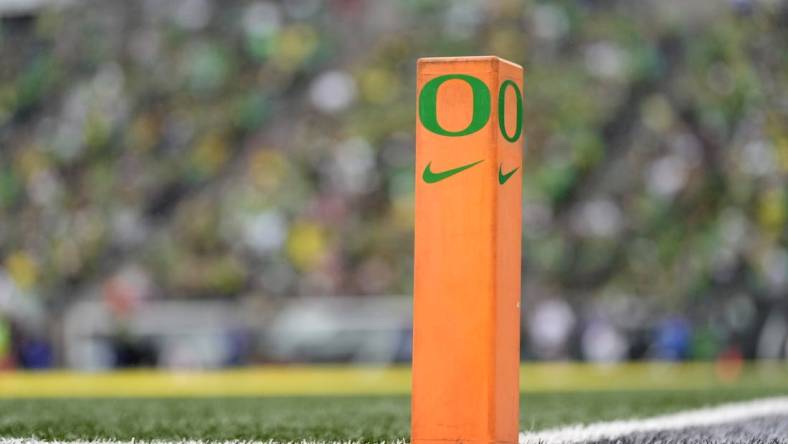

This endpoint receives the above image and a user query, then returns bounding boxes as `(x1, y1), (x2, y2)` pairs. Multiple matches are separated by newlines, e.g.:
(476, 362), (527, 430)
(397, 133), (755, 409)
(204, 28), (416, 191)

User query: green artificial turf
(0, 389), (784, 442)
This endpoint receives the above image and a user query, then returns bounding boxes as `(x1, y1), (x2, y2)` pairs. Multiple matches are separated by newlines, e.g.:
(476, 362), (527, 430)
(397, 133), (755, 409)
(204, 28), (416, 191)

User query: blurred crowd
(0, 0), (786, 369)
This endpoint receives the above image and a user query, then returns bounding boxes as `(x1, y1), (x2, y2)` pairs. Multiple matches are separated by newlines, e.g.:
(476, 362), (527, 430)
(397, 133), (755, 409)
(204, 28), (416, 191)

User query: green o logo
(418, 74), (491, 137)
(419, 74), (523, 140)
(498, 80), (523, 142)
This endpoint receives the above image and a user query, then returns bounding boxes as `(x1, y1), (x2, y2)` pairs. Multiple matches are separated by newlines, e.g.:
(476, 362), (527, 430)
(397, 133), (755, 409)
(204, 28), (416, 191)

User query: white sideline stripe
(519, 396), (788, 444)
(0, 397), (786, 444)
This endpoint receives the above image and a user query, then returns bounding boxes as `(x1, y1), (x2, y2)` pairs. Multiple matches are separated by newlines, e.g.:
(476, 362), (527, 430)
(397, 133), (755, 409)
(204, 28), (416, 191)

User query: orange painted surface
(413, 56), (523, 444)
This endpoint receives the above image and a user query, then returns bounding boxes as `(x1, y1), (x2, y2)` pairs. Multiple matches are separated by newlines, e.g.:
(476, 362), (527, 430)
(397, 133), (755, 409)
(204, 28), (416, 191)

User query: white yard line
(0, 397), (787, 444)
(520, 396), (788, 444)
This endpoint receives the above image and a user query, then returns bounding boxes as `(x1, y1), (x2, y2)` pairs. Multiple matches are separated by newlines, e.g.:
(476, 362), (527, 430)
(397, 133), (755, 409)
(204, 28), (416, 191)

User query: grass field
(1, 389), (786, 442)
(2, 363), (788, 442)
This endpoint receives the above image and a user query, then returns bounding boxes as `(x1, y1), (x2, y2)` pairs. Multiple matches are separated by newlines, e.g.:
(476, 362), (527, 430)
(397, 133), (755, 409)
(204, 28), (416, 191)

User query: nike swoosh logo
(498, 164), (519, 184)
(423, 160), (484, 183)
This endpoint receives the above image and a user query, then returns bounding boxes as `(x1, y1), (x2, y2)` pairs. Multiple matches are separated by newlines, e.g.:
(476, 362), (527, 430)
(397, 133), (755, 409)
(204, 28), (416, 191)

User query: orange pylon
(412, 56), (524, 444)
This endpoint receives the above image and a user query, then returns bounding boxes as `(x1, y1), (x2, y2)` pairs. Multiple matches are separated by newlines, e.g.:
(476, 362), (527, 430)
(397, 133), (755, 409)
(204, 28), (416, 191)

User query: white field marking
(0, 398), (786, 444)
(519, 396), (788, 444)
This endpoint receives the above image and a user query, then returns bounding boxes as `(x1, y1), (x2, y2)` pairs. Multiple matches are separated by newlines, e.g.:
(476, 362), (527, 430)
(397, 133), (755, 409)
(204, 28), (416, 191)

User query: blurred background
(0, 0), (785, 371)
